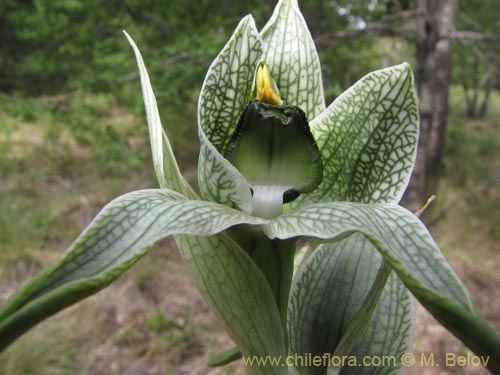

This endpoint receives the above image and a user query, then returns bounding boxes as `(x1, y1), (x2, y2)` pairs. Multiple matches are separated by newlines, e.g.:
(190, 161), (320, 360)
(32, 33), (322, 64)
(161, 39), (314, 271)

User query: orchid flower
(0, 0), (498, 374)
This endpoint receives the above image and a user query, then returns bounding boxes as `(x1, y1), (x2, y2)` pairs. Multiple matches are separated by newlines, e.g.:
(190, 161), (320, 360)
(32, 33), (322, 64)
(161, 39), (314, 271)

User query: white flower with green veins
(1, 0), (499, 374)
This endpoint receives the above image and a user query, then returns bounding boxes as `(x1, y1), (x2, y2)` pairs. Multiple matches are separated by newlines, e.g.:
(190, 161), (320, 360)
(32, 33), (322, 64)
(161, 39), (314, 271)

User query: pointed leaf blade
(267, 202), (472, 310)
(289, 235), (413, 375)
(298, 63), (419, 207)
(261, 0), (326, 119)
(124, 32), (194, 196)
(266, 202), (500, 370)
(176, 234), (287, 375)
(0, 190), (264, 351)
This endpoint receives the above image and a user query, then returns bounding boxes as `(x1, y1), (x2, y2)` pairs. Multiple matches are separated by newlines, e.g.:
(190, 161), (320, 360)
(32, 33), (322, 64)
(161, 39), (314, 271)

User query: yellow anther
(255, 62), (283, 105)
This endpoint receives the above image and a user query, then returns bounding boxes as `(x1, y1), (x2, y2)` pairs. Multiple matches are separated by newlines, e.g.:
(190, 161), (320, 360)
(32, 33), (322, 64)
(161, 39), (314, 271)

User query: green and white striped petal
(125, 32), (195, 197)
(0, 189), (265, 352)
(289, 235), (413, 375)
(297, 63), (418, 207)
(261, 0), (325, 120)
(197, 15), (263, 211)
(265, 202), (500, 366)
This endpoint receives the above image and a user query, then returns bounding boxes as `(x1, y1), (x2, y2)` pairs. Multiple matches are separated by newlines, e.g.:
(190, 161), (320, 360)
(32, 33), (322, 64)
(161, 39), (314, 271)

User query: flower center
(224, 63), (323, 218)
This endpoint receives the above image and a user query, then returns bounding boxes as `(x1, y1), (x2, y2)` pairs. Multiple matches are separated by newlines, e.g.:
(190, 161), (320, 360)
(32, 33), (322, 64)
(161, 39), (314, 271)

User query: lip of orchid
(223, 64), (323, 219)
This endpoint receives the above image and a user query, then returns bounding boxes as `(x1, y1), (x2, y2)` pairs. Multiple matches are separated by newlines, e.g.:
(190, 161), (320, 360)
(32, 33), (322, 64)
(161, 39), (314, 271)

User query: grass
(0, 86), (498, 374)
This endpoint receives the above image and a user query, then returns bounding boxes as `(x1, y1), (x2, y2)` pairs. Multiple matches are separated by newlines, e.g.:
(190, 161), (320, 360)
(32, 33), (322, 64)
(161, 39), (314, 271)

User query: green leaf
(124, 31), (195, 197)
(176, 234), (287, 375)
(0, 190), (264, 352)
(261, 0), (325, 120)
(197, 15), (263, 212)
(289, 235), (413, 375)
(224, 225), (296, 345)
(265, 203), (500, 372)
(297, 63), (418, 207)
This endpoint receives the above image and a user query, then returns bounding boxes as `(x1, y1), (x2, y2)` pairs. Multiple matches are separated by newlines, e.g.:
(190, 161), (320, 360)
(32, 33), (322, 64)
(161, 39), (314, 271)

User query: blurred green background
(0, 1), (498, 374)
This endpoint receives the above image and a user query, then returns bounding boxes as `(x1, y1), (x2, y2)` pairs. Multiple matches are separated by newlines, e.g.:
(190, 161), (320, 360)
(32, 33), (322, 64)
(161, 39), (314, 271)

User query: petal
(197, 15), (263, 211)
(296, 63), (419, 207)
(261, 0), (326, 119)
(199, 15), (263, 153)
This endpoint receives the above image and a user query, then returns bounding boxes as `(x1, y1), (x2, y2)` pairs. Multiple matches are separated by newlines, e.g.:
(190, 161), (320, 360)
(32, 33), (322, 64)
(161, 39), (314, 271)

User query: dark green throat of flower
(224, 64), (323, 218)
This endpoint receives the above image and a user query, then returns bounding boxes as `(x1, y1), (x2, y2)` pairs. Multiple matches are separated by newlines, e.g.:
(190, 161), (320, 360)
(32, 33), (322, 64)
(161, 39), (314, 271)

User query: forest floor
(0, 88), (498, 375)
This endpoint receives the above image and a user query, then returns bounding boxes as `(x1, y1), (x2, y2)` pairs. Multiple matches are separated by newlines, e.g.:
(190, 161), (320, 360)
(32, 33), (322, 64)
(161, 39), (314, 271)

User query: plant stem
(276, 238), (295, 351)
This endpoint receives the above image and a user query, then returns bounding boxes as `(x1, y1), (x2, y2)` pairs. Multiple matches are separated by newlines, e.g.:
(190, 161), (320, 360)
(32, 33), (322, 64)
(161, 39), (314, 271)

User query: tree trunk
(402, 0), (458, 211)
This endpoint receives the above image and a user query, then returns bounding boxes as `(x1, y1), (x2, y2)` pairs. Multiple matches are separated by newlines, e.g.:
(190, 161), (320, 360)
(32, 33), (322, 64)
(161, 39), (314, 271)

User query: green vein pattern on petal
(266, 202), (472, 311)
(198, 136), (253, 213)
(197, 15), (262, 211)
(298, 63), (418, 207)
(198, 15), (262, 153)
(176, 234), (287, 375)
(289, 235), (413, 375)
(261, 0), (325, 120)
(125, 32), (194, 197)
(0, 190), (265, 351)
